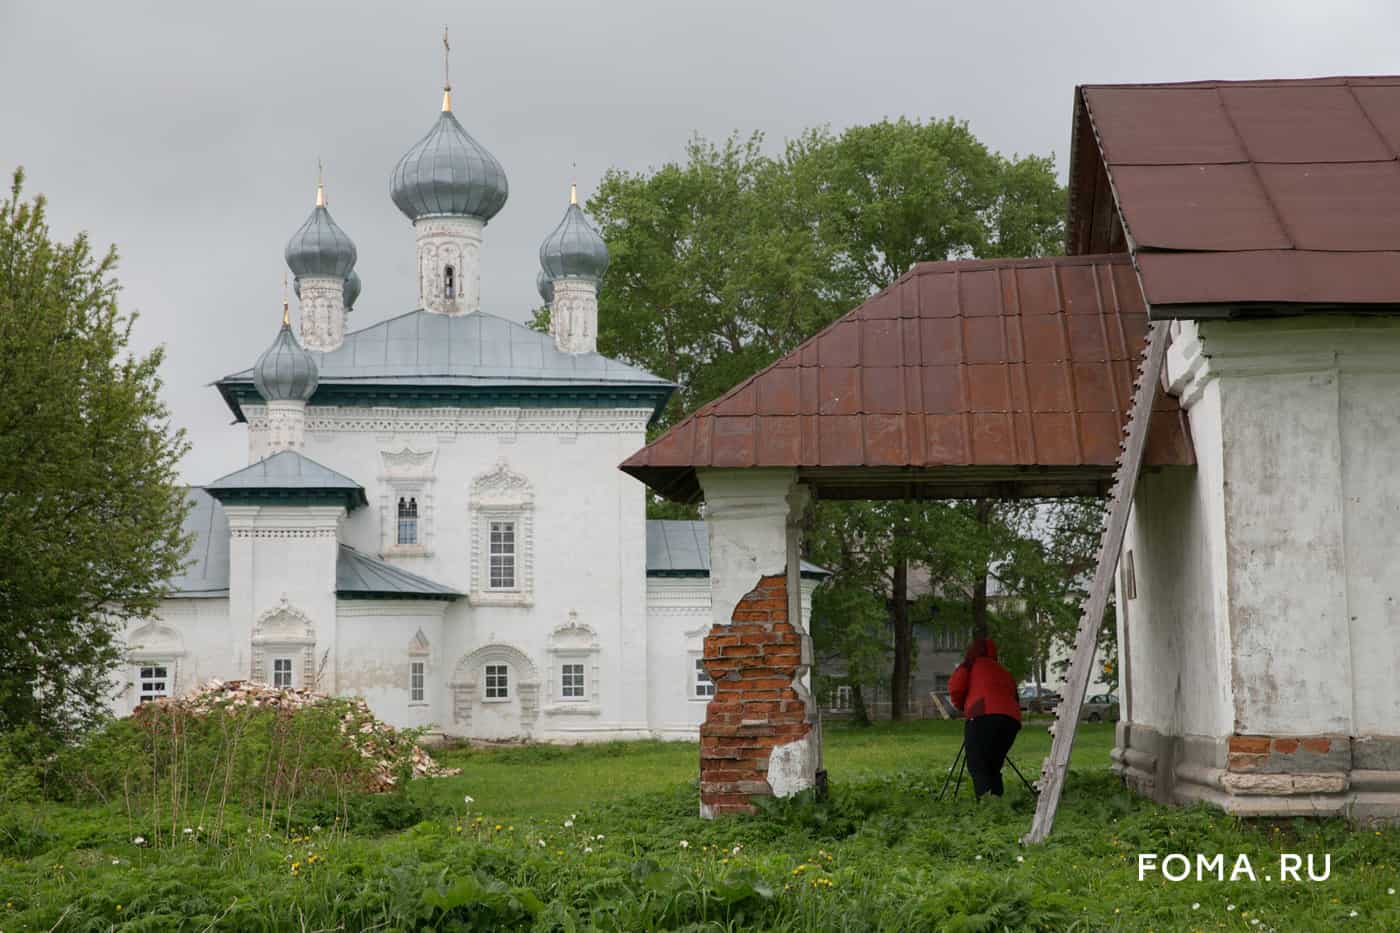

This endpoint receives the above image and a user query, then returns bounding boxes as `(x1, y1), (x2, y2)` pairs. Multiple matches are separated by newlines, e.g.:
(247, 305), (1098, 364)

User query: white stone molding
(298, 275), (347, 352)
(416, 216), (483, 315)
(549, 278), (599, 355)
(378, 447), (438, 558)
(297, 406), (652, 437)
(407, 628), (432, 656)
(543, 611), (601, 715)
(645, 581), (713, 611)
(229, 527), (339, 540)
(265, 399), (308, 453)
(448, 643), (540, 731)
(335, 600), (446, 620)
(468, 459), (535, 607)
(251, 596), (317, 688)
(126, 619), (186, 701)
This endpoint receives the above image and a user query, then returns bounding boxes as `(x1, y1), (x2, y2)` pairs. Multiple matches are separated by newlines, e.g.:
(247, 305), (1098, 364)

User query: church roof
(216, 309), (673, 421)
(336, 545), (461, 600)
(166, 488), (231, 598)
(645, 520), (828, 578)
(205, 450), (368, 511)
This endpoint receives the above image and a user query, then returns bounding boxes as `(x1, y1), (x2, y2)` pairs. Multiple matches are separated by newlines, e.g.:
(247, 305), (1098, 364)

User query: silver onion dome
(285, 187), (357, 278)
(253, 321), (319, 402)
(344, 268), (362, 310)
(390, 109), (509, 223)
(536, 268), (554, 304)
(539, 191), (608, 283)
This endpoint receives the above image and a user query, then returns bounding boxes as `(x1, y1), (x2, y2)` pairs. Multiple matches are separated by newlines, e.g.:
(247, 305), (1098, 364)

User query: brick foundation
(699, 574), (812, 816)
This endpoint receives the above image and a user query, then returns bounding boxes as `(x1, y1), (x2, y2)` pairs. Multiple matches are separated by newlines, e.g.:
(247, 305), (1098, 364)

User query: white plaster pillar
(222, 504), (344, 690)
(416, 216), (483, 315)
(298, 276), (346, 351)
(697, 468), (818, 808)
(549, 278), (599, 354)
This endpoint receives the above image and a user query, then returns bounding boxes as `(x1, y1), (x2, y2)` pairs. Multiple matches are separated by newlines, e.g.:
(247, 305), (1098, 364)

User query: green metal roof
(216, 309), (673, 422)
(645, 520), (829, 579)
(336, 545), (461, 600)
(204, 451), (368, 511)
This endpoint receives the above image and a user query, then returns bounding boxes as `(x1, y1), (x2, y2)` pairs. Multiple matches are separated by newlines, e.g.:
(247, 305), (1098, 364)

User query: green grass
(3, 721), (1398, 931)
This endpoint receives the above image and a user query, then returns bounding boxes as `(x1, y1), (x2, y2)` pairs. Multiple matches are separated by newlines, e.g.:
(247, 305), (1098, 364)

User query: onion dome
(344, 269), (362, 310)
(285, 182), (357, 278)
(536, 268), (554, 304)
(539, 185), (608, 283)
(390, 107), (509, 223)
(253, 304), (319, 402)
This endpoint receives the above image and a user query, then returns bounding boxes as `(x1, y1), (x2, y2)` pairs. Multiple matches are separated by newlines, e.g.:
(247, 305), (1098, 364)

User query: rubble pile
(137, 679), (461, 789)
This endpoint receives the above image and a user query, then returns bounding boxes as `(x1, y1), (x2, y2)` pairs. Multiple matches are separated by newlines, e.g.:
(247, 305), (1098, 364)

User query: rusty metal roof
(621, 255), (1194, 502)
(1068, 77), (1400, 315)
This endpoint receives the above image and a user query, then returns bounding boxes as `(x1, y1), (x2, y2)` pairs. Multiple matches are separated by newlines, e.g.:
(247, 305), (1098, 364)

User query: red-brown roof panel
(1255, 161), (1400, 251)
(620, 255), (1195, 502)
(1218, 85), (1392, 163)
(1112, 164), (1293, 251)
(1135, 250), (1400, 305)
(1082, 87), (1248, 165)
(1076, 76), (1400, 313)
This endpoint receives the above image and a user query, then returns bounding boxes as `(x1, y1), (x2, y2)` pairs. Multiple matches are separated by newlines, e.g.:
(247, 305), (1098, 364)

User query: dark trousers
(964, 714), (1021, 797)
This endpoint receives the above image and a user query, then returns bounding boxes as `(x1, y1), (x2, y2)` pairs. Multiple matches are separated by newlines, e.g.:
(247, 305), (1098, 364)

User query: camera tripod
(936, 738), (1039, 801)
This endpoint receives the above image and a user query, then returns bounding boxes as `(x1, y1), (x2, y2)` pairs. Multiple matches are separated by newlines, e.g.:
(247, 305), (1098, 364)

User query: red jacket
(948, 638), (1021, 722)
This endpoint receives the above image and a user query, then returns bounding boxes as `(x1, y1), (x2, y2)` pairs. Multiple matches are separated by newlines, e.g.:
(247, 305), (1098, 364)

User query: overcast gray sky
(2, 0), (1393, 482)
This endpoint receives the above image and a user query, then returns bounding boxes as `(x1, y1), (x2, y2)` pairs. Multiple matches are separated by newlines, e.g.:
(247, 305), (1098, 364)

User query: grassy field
(2, 720), (1398, 930)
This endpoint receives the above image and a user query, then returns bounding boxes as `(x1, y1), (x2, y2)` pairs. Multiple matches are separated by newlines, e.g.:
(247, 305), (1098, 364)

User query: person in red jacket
(948, 637), (1022, 798)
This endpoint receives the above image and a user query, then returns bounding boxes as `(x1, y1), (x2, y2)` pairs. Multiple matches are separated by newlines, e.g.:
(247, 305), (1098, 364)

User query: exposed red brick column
(699, 574), (811, 816)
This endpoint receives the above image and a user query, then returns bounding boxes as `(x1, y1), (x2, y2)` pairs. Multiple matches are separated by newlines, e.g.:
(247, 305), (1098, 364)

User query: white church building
(117, 78), (820, 741)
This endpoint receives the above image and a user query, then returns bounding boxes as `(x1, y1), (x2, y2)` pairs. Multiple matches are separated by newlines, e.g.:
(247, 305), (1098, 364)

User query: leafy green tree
(553, 119), (1082, 718)
(0, 169), (190, 743)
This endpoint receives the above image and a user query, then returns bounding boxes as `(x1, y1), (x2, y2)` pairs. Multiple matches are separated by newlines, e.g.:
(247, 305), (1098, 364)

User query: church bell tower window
(444, 265), (456, 300)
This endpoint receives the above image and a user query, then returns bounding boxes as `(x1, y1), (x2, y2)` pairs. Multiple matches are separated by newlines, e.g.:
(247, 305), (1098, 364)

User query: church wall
(334, 601), (448, 732)
(114, 597), (232, 715)
(284, 405), (651, 741)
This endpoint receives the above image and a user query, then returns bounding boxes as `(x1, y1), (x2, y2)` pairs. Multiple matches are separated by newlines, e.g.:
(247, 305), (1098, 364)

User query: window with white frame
(273, 657), (294, 689)
(489, 521), (516, 589)
(410, 660), (425, 703)
(484, 663), (509, 700)
(694, 658), (716, 698)
(561, 663), (585, 699)
(397, 497), (419, 546)
(469, 460), (534, 607)
(379, 448), (436, 558)
(139, 664), (170, 703)
(832, 684), (852, 711)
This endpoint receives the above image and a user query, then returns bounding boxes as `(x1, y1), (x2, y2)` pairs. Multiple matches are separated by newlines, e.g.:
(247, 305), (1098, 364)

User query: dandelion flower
(495, 824), (503, 832)
(679, 840), (690, 849)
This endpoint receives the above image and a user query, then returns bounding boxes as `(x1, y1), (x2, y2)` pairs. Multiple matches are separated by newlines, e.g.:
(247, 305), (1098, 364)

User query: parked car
(1018, 685), (1061, 713)
(1081, 693), (1120, 723)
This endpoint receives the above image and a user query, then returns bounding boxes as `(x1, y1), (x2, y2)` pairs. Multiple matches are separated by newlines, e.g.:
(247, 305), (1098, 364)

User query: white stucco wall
(1121, 316), (1400, 743)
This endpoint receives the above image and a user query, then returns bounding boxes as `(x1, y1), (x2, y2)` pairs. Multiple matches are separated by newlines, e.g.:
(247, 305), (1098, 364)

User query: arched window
(444, 265), (456, 300)
(397, 496), (418, 545)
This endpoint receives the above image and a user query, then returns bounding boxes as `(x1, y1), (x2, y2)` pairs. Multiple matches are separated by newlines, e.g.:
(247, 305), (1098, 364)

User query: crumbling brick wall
(699, 574), (811, 816)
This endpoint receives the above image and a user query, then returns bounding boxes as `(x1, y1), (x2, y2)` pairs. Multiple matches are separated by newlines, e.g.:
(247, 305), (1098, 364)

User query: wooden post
(1024, 321), (1168, 844)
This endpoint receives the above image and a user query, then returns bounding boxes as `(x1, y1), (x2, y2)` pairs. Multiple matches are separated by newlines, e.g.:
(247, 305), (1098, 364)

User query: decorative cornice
(335, 600), (447, 619)
(222, 384), (670, 426)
